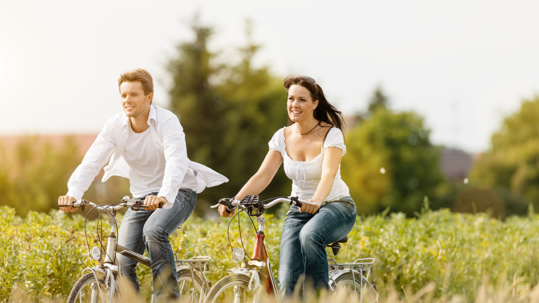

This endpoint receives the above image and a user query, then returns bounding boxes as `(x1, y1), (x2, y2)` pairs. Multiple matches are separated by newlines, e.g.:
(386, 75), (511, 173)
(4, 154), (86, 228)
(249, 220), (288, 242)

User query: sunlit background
(1, 0), (539, 218)
(1, 0), (538, 152)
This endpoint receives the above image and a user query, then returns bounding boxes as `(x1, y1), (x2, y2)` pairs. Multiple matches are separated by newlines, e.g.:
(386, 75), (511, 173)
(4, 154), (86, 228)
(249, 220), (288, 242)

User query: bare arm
(218, 150), (283, 217)
(301, 147), (343, 214)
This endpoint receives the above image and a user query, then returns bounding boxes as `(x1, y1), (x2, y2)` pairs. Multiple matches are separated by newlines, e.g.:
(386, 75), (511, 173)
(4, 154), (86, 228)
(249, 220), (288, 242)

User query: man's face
(120, 81), (153, 118)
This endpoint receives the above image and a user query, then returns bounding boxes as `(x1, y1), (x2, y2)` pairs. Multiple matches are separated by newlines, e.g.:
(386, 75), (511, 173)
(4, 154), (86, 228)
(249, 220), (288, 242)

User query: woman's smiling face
(287, 84), (318, 123)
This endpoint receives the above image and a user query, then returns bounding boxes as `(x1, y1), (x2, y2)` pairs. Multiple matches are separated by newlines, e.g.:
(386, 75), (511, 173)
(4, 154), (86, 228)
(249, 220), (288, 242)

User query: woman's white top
(269, 127), (350, 202)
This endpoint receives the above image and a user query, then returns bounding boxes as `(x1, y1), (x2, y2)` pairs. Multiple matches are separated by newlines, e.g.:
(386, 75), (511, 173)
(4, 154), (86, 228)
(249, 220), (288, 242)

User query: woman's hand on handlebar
(218, 204), (236, 217)
(301, 198), (322, 214)
(58, 195), (79, 213)
(145, 195), (167, 210)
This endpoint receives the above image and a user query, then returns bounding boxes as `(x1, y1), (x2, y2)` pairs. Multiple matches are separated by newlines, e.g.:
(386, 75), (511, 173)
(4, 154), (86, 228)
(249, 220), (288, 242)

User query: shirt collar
(121, 105), (156, 128)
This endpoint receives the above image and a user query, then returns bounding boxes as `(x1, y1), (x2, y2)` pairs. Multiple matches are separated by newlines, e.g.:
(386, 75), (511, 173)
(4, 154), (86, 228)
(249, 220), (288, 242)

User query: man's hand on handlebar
(58, 195), (79, 213)
(218, 204), (236, 217)
(144, 195), (167, 211)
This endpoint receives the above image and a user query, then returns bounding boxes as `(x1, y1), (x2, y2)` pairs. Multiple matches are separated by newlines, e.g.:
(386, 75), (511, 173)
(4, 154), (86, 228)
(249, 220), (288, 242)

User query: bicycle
(204, 195), (378, 303)
(59, 196), (211, 303)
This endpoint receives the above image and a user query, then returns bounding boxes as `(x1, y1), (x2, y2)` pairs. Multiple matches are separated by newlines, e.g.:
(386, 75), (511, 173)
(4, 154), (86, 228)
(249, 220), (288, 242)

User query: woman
(218, 75), (357, 297)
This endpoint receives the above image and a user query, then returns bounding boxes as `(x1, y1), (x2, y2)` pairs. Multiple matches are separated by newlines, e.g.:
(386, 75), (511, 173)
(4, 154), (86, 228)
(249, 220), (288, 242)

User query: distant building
(440, 148), (474, 182)
(343, 115), (360, 132)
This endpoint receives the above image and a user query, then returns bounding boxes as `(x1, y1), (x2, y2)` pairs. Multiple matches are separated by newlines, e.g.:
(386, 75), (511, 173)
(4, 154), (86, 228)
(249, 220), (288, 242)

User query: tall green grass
(2, 205), (539, 301)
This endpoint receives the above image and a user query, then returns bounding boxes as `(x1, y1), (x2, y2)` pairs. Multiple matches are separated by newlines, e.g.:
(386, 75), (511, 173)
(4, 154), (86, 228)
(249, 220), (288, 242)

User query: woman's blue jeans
(278, 197), (357, 297)
(116, 188), (197, 298)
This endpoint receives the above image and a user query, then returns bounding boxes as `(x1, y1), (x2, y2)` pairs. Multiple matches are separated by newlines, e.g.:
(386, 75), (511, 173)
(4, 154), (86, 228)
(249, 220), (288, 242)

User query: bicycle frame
(249, 215), (278, 297)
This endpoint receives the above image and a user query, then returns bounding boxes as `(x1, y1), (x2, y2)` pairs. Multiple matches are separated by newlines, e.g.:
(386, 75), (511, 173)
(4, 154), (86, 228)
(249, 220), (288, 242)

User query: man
(58, 68), (227, 299)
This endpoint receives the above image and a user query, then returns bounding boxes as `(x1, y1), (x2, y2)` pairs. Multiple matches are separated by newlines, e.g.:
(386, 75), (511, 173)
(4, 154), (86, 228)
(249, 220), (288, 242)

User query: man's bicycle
(204, 195), (378, 303)
(59, 197), (211, 303)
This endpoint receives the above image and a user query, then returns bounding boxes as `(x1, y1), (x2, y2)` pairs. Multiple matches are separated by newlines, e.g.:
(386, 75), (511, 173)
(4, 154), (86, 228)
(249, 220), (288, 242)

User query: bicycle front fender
(226, 268), (264, 292)
(81, 267), (107, 280)
(225, 268), (252, 279)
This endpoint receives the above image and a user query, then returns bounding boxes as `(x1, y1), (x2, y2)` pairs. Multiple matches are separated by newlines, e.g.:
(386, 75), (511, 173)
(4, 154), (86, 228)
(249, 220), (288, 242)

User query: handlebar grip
(158, 202), (164, 209)
(216, 198), (237, 213)
(289, 196), (303, 207)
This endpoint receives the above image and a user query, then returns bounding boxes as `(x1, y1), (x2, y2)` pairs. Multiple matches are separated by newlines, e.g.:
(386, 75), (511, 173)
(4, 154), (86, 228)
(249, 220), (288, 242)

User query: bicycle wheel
(177, 268), (209, 303)
(334, 272), (378, 303)
(66, 273), (114, 303)
(204, 274), (264, 303)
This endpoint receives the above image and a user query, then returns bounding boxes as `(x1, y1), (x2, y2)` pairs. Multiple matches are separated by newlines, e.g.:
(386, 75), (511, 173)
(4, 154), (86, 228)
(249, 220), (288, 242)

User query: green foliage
(0, 136), (131, 217)
(0, 137), (80, 216)
(342, 105), (444, 215)
(167, 19), (290, 213)
(3, 205), (539, 301)
(0, 206), (93, 301)
(470, 96), (539, 209)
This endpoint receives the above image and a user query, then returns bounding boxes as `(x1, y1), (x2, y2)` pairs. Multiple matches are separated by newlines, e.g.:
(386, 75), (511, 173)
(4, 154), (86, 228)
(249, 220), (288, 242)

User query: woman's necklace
(299, 121), (320, 136)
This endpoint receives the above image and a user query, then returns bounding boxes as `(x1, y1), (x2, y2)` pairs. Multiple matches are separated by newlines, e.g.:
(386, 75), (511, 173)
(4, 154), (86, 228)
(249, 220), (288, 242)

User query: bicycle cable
(237, 209), (252, 261)
(96, 208), (109, 262)
(84, 205), (97, 257)
(226, 208), (243, 256)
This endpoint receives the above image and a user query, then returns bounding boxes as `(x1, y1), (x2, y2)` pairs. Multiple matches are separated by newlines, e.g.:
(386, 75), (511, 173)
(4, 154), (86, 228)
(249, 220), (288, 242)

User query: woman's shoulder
(323, 125), (343, 138)
(274, 127), (286, 138)
(269, 127), (286, 152)
(323, 126), (346, 149)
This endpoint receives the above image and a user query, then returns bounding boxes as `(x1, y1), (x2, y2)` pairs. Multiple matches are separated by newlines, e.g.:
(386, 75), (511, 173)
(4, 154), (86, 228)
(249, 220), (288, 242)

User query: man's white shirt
(66, 105), (227, 208)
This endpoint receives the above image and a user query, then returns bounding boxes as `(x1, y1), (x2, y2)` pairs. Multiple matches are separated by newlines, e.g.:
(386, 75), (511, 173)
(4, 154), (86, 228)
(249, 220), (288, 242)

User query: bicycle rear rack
(175, 256), (212, 302)
(176, 256), (211, 272)
(328, 258), (375, 280)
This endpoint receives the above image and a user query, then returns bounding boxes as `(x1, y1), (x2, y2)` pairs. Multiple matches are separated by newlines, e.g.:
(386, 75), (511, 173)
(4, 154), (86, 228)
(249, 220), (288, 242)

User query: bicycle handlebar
(211, 196), (315, 214)
(58, 196), (163, 211)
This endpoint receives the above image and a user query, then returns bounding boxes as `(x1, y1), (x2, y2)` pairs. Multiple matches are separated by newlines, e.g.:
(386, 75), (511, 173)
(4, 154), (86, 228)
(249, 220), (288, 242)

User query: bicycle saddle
(327, 235), (349, 256)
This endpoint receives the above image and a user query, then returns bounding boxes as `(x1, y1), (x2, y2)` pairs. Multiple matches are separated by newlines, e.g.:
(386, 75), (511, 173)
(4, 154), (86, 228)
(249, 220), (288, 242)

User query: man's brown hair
(118, 68), (154, 96)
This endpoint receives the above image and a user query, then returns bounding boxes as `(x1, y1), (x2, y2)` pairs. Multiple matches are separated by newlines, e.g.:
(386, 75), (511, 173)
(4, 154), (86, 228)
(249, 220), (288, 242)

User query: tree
(342, 94), (444, 215)
(367, 85), (390, 114)
(167, 19), (290, 214)
(470, 96), (539, 209)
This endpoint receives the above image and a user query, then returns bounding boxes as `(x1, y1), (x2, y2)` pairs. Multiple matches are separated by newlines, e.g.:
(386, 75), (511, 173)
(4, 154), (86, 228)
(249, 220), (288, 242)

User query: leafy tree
(342, 98), (444, 215)
(167, 20), (290, 214)
(367, 85), (390, 114)
(470, 96), (539, 208)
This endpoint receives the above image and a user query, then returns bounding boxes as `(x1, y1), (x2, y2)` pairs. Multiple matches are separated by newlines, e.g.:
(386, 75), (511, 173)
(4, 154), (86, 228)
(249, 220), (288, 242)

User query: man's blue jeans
(278, 197), (357, 297)
(117, 188), (197, 298)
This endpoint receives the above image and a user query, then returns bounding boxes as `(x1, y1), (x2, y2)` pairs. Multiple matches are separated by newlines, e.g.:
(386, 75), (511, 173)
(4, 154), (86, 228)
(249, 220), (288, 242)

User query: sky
(1, 0), (538, 153)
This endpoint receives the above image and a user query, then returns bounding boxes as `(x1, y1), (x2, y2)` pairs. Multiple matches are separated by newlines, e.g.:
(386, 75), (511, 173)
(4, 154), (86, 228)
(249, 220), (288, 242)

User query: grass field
(2, 204), (539, 302)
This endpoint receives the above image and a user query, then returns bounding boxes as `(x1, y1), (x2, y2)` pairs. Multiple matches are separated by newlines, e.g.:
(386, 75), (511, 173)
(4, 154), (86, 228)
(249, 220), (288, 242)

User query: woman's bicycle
(204, 195), (378, 303)
(59, 197), (211, 303)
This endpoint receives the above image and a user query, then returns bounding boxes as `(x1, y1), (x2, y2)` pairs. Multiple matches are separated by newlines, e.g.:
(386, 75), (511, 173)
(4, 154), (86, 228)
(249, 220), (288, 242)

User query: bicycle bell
(232, 247), (246, 262)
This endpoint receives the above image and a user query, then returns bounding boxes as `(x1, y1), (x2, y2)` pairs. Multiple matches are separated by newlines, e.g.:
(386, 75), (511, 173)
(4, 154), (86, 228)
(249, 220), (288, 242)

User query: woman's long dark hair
(283, 75), (345, 132)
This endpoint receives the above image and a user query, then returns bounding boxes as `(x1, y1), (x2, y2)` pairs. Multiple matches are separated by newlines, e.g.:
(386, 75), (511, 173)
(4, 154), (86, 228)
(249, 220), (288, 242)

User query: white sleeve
(157, 115), (189, 206)
(268, 129), (283, 153)
(67, 121), (116, 200)
(323, 128), (346, 156)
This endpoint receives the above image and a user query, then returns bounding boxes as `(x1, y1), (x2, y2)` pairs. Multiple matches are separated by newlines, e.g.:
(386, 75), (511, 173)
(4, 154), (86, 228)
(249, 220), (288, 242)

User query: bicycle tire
(334, 272), (378, 303)
(177, 268), (209, 303)
(66, 273), (113, 303)
(204, 274), (265, 303)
